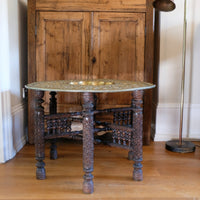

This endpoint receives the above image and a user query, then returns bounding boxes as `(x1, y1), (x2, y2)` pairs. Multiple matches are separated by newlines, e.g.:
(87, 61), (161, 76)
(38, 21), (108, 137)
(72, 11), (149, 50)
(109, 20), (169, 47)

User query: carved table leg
(128, 91), (137, 161)
(129, 90), (144, 181)
(128, 94), (135, 161)
(49, 91), (57, 160)
(34, 90), (46, 180)
(82, 92), (94, 194)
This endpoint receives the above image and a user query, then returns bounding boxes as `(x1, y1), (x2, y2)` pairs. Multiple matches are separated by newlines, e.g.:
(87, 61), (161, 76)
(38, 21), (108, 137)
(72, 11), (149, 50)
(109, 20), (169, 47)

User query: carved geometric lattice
(110, 111), (134, 148)
(113, 111), (132, 126)
(109, 123), (133, 149)
(45, 117), (72, 136)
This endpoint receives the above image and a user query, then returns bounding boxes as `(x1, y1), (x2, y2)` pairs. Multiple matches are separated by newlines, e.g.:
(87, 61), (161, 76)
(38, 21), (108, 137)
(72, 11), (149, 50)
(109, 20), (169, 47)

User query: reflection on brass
(69, 80), (114, 86)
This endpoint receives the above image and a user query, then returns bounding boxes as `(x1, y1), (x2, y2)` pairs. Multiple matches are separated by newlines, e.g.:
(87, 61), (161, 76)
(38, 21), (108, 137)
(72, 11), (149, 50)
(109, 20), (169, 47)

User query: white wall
(0, 0), (27, 163)
(155, 0), (200, 141)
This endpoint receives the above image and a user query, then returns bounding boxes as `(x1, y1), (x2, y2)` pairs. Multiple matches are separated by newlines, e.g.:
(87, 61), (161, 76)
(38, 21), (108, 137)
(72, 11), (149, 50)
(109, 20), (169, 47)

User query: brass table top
(25, 79), (155, 93)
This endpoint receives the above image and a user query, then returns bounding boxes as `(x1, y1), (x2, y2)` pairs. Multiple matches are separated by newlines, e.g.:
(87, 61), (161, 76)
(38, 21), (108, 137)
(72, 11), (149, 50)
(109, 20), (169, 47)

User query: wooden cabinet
(92, 12), (145, 106)
(36, 12), (90, 105)
(28, 0), (154, 144)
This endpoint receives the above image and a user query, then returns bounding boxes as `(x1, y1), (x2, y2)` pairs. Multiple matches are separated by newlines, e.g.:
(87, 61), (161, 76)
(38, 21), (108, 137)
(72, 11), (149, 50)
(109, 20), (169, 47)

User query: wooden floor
(0, 141), (200, 200)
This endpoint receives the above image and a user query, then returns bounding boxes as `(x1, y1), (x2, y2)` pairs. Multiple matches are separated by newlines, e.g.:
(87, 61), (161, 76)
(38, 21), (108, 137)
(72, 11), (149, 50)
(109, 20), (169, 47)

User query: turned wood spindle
(82, 92), (95, 194)
(49, 91), (57, 160)
(34, 90), (46, 180)
(128, 90), (144, 181)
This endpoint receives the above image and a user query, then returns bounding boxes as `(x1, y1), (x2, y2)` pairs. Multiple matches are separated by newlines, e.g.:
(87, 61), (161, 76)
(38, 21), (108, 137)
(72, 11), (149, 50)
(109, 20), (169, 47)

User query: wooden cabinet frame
(28, 0), (154, 145)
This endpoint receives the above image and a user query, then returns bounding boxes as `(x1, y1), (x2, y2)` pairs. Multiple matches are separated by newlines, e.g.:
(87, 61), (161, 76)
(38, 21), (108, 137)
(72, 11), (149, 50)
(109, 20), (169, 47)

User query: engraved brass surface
(25, 79), (155, 93)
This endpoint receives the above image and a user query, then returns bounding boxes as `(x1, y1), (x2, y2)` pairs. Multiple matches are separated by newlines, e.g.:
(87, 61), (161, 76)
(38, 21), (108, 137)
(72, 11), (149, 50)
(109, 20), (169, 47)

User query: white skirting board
(11, 103), (27, 153)
(0, 91), (26, 163)
(154, 103), (200, 141)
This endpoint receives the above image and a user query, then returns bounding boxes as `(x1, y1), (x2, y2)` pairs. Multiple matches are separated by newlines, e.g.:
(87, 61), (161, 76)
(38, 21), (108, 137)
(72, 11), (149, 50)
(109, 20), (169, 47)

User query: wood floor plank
(0, 141), (200, 199)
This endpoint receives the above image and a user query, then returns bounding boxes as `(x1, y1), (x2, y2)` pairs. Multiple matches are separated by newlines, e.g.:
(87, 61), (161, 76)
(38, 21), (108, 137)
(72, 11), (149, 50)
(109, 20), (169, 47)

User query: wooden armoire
(28, 0), (154, 145)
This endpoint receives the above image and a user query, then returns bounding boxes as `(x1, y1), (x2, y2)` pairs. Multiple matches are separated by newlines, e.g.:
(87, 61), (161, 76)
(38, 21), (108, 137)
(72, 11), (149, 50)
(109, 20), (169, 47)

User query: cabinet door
(92, 12), (145, 106)
(36, 12), (90, 110)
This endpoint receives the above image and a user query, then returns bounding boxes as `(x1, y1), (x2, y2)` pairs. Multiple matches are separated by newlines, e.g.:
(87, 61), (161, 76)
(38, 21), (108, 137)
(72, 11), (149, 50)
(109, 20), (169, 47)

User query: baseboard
(0, 98), (27, 163)
(0, 91), (15, 163)
(15, 135), (26, 152)
(11, 102), (27, 153)
(151, 101), (158, 141)
(154, 103), (200, 141)
(11, 103), (25, 116)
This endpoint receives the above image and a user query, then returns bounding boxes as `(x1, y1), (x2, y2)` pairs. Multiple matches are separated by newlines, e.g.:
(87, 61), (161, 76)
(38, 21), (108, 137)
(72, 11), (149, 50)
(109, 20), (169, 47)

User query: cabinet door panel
(92, 12), (145, 106)
(36, 12), (90, 107)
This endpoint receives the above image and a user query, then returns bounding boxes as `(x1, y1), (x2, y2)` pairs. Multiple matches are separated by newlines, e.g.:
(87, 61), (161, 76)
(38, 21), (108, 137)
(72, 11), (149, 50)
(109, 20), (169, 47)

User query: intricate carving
(110, 124), (132, 147)
(113, 110), (132, 126)
(46, 117), (72, 138)
(130, 90), (144, 181)
(49, 91), (57, 114)
(82, 92), (94, 194)
(34, 90), (46, 180)
(25, 79), (154, 193)
(33, 89), (144, 185)
(49, 92), (57, 160)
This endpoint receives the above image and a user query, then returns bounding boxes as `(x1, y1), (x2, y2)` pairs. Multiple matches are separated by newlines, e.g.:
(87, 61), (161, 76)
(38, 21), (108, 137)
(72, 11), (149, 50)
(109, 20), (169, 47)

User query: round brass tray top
(25, 79), (155, 93)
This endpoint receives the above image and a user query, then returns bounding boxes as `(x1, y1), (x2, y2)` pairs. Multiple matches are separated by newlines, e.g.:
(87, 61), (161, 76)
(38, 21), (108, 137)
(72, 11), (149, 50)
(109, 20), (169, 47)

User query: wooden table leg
(82, 92), (94, 194)
(34, 90), (46, 179)
(129, 90), (144, 181)
(49, 91), (57, 160)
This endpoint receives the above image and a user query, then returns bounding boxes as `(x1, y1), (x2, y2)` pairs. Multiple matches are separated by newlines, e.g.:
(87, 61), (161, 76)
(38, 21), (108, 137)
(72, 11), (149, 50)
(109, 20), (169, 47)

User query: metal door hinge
(22, 87), (28, 100)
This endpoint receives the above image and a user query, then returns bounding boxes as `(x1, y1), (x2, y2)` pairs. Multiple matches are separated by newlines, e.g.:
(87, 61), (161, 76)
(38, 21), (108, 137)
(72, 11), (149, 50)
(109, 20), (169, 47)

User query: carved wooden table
(25, 79), (155, 194)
